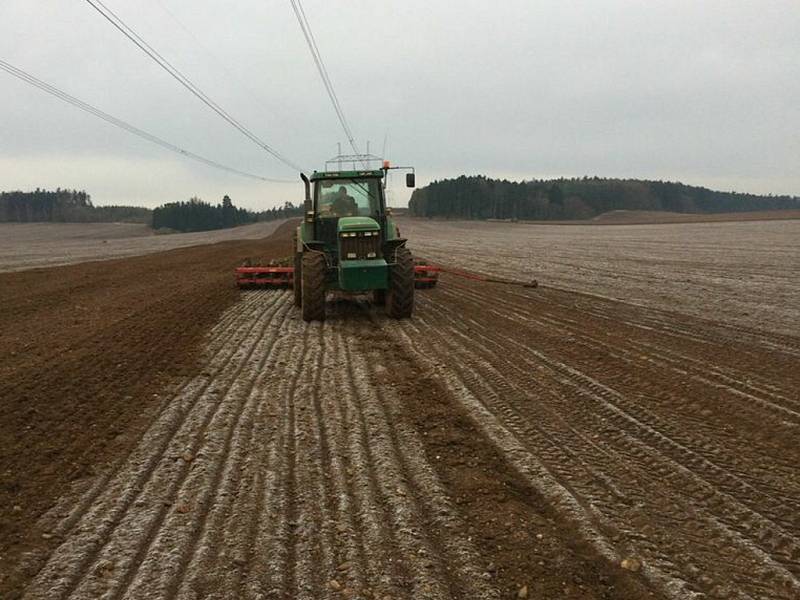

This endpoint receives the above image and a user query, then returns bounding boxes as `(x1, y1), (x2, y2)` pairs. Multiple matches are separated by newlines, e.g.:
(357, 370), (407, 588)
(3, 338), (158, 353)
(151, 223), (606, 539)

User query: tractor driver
(331, 186), (357, 217)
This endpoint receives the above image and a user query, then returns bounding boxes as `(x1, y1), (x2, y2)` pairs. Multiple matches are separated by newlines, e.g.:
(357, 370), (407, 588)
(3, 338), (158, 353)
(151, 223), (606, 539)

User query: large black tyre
(386, 246), (414, 319)
(301, 252), (326, 322)
(293, 247), (302, 307)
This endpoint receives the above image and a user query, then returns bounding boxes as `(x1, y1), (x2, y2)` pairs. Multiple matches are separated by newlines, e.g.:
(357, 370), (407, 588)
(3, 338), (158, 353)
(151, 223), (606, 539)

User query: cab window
(316, 179), (381, 218)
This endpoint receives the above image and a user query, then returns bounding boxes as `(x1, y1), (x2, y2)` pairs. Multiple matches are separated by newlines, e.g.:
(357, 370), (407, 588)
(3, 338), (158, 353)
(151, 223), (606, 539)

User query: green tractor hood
(336, 216), (386, 291)
(337, 216), (380, 233)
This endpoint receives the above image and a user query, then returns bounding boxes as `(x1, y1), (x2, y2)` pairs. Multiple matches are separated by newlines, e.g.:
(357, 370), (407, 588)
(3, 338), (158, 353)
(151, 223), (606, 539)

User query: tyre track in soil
(15, 258), (798, 599)
(0, 220), (300, 598)
(19, 288), (655, 600)
(22, 292), (289, 599)
(396, 276), (800, 600)
(18, 293), (498, 600)
(446, 285), (800, 502)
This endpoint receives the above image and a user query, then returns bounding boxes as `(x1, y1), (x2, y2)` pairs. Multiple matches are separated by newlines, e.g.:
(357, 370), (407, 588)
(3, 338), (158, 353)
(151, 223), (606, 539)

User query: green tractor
(293, 163), (416, 322)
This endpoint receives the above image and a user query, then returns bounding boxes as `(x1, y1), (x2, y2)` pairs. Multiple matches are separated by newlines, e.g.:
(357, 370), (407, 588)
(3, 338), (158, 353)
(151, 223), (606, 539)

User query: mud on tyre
(301, 251), (326, 321)
(386, 246), (414, 318)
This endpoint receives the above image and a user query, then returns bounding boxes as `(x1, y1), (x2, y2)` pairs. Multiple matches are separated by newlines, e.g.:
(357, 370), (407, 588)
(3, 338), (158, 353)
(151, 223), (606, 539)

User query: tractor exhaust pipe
(300, 173), (311, 212)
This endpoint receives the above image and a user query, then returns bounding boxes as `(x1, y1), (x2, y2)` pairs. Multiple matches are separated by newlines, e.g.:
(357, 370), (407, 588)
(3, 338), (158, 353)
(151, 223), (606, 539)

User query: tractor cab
(309, 170), (387, 259)
(294, 161), (416, 322)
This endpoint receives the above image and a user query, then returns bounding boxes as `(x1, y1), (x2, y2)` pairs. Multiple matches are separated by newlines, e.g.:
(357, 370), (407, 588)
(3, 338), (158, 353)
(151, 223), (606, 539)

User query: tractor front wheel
(301, 252), (326, 322)
(386, 246), (414, 319)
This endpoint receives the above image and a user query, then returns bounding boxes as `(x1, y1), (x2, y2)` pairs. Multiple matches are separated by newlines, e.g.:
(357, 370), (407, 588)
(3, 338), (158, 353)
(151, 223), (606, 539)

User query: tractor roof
(310, 170), (383, 181)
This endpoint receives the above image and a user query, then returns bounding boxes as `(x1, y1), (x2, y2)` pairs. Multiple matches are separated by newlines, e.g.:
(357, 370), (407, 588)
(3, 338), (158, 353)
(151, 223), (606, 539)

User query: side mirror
(406, 173), (416, 188)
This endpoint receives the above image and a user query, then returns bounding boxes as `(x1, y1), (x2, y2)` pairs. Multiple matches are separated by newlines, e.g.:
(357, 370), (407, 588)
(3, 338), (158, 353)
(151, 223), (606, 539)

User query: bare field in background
(5, 217), (798, 336)
(401, 217), (800, 336)
(0, 221), (284, 272)
(587, 208), (800, 224)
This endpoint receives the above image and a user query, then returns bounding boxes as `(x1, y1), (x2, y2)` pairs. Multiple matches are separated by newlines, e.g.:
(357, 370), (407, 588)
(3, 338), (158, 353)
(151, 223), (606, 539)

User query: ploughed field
(1, 219), (799, 599)
(0, 220), (285, 272)
(400, 217), (800, 336)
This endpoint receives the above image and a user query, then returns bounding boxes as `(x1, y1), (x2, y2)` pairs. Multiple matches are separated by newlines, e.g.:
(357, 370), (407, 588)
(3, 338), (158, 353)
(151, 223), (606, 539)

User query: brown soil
(3, 222), (799, 599)
(390, 344), (653, 599)
(399, 276), (800, 598)
(0, 222), (297, 596)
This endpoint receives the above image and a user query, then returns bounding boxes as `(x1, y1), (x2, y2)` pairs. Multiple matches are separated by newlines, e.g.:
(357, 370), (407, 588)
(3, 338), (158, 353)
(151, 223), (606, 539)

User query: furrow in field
(420, 288), (800, 581)
(239, 313), (312, 598)
(23, 292), (289, 599)
(455, 281), (800, 403)
(25, 291), (507, 599)
(532, 285), (800, 359)
(347, 313), (498, 599)
(440, 281), (800, 517)
(169, 321), (288, 598)
(504, 286), (800, 412)
(119, 294), (295, 599)
(399, 288), (800, 599)
(308, 326), (375, 595)
(323, 324), (411, 595)
(25, 269), (798, 600)
(390, 319), (641, 588)
(226, 312), (306, 599)
(282, 322), (332, 598)
(31, 295), (263, 549)
(448, 282), (800, 462)
(3, 287), (254, 454)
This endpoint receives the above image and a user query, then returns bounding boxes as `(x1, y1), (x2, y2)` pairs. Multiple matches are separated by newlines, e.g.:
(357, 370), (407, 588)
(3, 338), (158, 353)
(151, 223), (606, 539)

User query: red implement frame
(414, 264), (440, 288)
(234, 263), (534, 290)
(235, 266), (294, 288)
(413, 264), (538, 288)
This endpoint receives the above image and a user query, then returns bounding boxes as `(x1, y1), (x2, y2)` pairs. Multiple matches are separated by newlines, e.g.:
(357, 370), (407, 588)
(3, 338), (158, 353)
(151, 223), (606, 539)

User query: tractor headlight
(366, 252), (376, 258)
(346, 252), (357, 259)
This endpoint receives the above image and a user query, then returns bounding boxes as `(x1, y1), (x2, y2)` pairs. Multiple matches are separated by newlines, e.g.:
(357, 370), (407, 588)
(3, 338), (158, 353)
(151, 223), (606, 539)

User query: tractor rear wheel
(301, 252), (326, 322)
(293, 248), (302, 307)
(386, 246), (414, 319)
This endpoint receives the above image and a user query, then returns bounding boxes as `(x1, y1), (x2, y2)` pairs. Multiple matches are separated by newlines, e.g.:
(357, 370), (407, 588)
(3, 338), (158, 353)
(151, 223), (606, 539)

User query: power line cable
(294, 0), (356, 143)
(0, 58), (293, 182)
(84, 0), (305, 173)
(288, 0), (366, 166)
(154, 0), (277, 116)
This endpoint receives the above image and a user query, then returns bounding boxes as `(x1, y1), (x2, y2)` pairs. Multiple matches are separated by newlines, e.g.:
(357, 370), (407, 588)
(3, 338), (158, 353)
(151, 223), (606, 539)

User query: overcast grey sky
(1, 1), (798, 210)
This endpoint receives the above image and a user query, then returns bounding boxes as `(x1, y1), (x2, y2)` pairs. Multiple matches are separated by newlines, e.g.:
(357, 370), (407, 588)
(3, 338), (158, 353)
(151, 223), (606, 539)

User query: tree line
(408, 176), (800, 220)
(152, 195), (302, 232)
(0, 188), (150, 223)
(0, 188), (302, 231)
